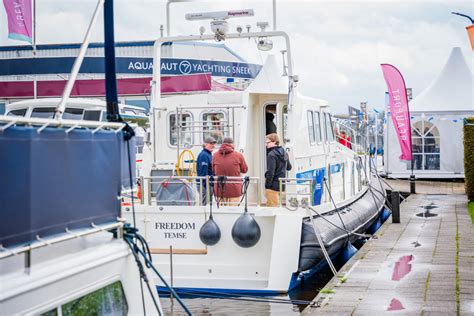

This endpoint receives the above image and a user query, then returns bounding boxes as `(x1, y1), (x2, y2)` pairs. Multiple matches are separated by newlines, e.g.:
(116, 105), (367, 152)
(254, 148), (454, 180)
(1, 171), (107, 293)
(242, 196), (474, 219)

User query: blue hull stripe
(157, 286), (281, 298)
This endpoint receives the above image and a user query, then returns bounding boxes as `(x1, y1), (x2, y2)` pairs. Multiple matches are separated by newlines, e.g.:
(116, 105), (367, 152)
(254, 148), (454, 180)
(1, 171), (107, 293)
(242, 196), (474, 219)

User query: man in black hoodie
(265, 133), (292, 207)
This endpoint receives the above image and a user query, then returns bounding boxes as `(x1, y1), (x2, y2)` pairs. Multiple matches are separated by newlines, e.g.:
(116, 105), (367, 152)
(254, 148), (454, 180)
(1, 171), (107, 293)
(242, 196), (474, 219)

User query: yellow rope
(176, 149), (196, 177)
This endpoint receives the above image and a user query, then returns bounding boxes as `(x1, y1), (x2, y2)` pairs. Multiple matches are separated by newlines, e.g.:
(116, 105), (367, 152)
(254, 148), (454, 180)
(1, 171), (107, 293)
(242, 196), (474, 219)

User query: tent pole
(410, 132), (416, 194)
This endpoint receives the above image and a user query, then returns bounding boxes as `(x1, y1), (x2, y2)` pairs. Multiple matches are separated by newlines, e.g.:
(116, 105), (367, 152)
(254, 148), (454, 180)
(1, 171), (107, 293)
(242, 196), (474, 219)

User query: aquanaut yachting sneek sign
(0, 57), (262, 79)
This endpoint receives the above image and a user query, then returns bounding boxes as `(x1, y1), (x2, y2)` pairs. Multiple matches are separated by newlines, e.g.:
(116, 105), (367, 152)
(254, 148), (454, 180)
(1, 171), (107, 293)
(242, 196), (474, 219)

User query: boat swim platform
(303, 186), (474, 315)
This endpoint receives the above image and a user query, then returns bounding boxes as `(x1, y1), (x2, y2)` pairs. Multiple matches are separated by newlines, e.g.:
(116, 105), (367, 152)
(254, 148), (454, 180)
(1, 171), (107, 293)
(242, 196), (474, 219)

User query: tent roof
(245, 55), (287, 94)
(410, 47), (473, 112)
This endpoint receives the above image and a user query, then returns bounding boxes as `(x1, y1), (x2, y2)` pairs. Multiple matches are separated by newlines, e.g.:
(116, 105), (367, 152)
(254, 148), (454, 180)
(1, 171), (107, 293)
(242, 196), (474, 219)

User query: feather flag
(2, 0), (33, 44)
(381, 64), (412, 161)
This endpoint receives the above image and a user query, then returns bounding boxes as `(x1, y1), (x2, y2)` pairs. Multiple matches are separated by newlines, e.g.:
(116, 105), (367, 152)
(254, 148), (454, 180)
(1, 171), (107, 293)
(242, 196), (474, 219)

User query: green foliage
(319, 288), (336, 294)
(464, 118), (474, 201)
(468, 202), (474, 224)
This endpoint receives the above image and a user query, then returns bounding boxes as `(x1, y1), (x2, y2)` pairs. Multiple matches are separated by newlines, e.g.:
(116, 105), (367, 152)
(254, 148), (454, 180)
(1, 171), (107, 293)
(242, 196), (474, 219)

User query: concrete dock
(304, 185), (474, 315)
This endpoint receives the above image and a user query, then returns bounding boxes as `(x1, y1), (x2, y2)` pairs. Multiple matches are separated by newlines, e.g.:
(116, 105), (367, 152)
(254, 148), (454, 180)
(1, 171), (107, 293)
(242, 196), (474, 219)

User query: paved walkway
(304, 193), (474, 315)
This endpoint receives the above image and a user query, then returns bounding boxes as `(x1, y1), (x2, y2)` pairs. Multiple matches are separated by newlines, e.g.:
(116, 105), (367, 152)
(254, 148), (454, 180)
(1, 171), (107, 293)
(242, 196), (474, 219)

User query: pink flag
(2, 0), (33, 44)
(381, 64), (412, 161)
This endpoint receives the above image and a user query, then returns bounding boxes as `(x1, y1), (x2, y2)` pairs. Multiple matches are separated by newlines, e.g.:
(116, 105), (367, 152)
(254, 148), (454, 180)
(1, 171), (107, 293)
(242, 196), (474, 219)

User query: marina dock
(304, 181), (474, 315)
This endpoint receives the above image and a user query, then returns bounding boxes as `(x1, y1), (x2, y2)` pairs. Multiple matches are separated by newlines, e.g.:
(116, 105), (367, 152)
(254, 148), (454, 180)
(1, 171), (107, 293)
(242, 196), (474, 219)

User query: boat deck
(303, 183), (474, 315)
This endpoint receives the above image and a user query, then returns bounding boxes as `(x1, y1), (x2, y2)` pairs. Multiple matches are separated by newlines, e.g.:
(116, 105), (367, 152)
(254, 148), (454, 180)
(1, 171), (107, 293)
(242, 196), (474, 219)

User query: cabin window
(410, 120), (440, 170)
(40, 281), (128, 316)
(7, 108), (27, 117)
(307, 111), (316, 145)
(169, 112), (193, 146)
(313, 111), (322, 143)
(122, 107), (147, 116)
(31, 107), (56, 119)
(83, 110), (102, 121)
(123, 99), (150, 113)
(63, 108), (84, 120)
(324, 113), (335, 142)
(202, 111), (227, 144)
(0, 101), (5, 115)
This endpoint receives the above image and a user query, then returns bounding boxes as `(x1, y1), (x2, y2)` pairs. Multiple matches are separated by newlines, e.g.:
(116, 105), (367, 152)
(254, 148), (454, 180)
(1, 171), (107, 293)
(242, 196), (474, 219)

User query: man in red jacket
(212, 137), (248, 205)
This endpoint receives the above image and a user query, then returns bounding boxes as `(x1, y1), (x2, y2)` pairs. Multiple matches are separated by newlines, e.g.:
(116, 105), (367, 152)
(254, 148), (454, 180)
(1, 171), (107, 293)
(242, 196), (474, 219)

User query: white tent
(384, 47), (474, 178)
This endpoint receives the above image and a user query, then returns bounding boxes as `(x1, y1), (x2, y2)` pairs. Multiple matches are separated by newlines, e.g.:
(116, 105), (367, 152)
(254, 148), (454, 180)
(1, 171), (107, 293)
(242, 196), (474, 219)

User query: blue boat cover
(0, 125), (132, 248)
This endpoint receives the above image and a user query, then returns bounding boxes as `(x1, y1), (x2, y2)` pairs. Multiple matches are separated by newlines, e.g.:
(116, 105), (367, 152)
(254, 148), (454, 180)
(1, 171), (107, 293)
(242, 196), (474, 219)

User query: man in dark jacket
(265, 133), (292, 207)
(212, 137), (248, 205)
(196, 136), (216, 204)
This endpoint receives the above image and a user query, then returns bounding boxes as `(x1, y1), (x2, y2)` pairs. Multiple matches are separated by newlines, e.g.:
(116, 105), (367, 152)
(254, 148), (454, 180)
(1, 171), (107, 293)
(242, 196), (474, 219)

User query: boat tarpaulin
(0, 125), (127, 248)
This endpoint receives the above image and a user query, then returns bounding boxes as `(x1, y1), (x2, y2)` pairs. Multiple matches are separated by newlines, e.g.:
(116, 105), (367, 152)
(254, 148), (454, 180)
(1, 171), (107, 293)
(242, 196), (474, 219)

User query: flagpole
(409, 97), (415, 194)
(32, 0), (36, 54)
(32, 0), (37, 99)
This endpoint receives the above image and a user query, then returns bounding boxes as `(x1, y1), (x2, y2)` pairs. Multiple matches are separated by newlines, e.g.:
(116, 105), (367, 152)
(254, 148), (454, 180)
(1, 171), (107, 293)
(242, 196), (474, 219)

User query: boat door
(260, 101), (286, 205)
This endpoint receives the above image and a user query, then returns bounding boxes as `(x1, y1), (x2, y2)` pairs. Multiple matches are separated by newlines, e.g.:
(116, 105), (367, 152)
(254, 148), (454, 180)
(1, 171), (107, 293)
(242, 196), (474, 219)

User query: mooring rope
(305, 206), (338, 276)
(124, 128), (192, 316)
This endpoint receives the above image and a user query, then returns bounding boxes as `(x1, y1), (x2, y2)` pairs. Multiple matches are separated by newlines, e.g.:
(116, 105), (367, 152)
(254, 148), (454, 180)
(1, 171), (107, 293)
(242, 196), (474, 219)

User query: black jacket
(265, 146), (292, 191)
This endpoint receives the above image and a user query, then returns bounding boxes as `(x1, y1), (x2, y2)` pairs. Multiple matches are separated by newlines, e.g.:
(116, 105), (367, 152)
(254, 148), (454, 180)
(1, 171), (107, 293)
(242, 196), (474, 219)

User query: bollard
(391, 191), (400, 223)
(410, 174), (416, 194)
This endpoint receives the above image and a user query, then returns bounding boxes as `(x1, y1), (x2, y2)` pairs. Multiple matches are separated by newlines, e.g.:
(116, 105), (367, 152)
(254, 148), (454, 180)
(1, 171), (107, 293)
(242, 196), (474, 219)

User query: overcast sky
(0, 0), (472, 113)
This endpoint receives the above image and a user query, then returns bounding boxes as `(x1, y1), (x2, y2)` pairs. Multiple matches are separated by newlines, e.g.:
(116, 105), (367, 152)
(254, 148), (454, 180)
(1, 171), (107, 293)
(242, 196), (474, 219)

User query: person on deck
(338, 130), (351, 148)
(266, 112), (277, 135)
(196, 136), (217, 205)
(212, 137), (248, 205)
(265, 133), (292, 207)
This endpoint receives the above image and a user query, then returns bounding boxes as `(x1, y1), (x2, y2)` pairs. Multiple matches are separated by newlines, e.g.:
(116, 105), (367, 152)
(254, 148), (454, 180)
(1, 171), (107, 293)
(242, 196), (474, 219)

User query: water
(160, 258), (347, 315)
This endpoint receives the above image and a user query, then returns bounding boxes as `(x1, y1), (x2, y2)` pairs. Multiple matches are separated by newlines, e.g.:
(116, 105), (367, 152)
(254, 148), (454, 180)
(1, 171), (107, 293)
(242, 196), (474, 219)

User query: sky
(0, 0), (473, 114)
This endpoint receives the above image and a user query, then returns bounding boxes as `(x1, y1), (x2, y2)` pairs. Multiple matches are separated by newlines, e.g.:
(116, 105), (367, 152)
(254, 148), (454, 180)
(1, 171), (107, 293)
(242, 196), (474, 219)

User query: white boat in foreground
(0, 115), (163, 315)
(124, 9), (388, 296)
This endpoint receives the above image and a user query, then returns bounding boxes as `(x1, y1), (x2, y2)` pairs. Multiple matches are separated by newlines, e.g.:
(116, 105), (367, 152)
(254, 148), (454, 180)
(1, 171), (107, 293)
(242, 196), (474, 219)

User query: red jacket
(212, 143), (248, 198)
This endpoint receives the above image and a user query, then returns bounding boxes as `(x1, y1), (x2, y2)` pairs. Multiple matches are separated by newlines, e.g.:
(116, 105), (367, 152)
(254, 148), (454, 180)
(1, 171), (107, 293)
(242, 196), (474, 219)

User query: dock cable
(306, 205), (372, 239)
(123, 226), (193, 316)
(368, 157), (396, 209)
(367, 158), (406, 203)
(322, 177), (349, 238)
(238, 176), (251, 207)
(216, 175), (227, 208)
(356, 156), (383, 211)
(123, 234), (161, 316)
(368, 157), (387, 198)
(123, 128), (192, 316)
(305, 205), (338, 276)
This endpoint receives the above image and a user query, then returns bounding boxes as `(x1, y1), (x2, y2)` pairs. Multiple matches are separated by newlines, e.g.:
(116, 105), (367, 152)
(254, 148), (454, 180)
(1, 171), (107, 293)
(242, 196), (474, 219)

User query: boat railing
(139, 175), (262, 207)
(278, 178), (314, 208)
(0, 220), (124, 262)
(333, 121), (367, 154)
(0, 114), (126, 131)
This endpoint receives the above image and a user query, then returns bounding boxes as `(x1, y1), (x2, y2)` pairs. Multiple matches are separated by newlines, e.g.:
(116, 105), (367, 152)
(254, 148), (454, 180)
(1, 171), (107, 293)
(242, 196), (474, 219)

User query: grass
(336, 275), (348, 283)
(455, 210), (460, 315)
(468, 202), (474, 224)
(423, 272), (431, 303)
(319, 288), (336, 294)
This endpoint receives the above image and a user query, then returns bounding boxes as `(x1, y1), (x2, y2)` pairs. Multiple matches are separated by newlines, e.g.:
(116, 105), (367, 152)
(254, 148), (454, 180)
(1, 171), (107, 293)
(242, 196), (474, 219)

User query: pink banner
(0, 74), (212, 98)
(381, 64), (412, 161)
(2, 0), (32, 43)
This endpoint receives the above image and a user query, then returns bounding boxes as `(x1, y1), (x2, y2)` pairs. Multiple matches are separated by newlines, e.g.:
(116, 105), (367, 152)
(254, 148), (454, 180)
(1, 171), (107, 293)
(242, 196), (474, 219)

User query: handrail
(0, 221), (124, 260)
(141, 175), (261, 206)
(0, 115), (126, 131)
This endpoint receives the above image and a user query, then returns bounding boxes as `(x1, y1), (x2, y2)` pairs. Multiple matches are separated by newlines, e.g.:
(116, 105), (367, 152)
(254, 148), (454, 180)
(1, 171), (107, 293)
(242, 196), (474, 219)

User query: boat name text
(155, 222), (196, 239)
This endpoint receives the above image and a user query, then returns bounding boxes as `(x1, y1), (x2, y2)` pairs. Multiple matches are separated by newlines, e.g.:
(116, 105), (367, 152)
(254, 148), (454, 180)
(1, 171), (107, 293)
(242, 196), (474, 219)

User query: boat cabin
(140, 56), (364, 208)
